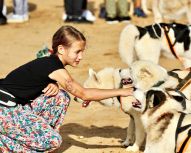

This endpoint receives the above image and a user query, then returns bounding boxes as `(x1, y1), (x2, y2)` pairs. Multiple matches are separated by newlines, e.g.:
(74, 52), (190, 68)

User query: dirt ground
(0, 0), (188, 153)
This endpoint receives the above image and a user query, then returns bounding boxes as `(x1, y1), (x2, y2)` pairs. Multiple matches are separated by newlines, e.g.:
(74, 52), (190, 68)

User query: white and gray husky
(132, 87), (191, 153)
(119, 60), (191, 152)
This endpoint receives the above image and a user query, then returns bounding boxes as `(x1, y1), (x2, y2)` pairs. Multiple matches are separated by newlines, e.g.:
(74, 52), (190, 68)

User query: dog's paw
(121, 140), (131, 147)
(125, 144), (139, 152)
(120, 138), (134, 147)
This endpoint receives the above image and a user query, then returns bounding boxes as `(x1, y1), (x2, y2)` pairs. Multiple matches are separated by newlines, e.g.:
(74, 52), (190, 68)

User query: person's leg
(64, 0), (73, 15)
(64, 0), (92, 23)
(0, 104), (62, 152)
(134, 0), (146, 17)
(72, 0), (84, 17)
(30, 89), (71, 132)
(105, 0), (117, 18)
(117, 0), (131, 21)
(13, 0), (28, 15)
(0, 0), (3, 15)
(82, 0), (87, 10)
(105, 0), (119, 23)
(0, 0), (7, 25)
(134, 0), (141, 8)
(7, 0), (29, 23)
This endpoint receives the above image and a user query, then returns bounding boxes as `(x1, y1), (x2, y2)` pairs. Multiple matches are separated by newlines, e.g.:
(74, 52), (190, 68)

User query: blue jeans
(13, 0), (28, 15)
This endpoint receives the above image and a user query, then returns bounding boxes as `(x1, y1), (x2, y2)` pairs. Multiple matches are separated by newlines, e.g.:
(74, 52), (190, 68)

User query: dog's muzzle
(121, 78), (133, 85)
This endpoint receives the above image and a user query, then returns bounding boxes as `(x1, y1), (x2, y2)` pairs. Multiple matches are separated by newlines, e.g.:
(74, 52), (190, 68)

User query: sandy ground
(0, 0), (188, 153)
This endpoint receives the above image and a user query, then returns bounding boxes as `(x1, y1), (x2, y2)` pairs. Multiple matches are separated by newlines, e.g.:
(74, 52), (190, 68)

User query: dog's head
(133, 87), (188, 113)
(120, 60), (168, 91)
(75, 67), (121, 107)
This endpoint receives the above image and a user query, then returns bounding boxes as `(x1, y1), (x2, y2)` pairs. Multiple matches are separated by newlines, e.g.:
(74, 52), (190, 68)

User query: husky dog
(132, 87), (191, 153)
(74, 67), (145, 151)
(120, 60), (191, 99)
(120, 60), (168, 91)
(119, 22), (191, 68)
(120, 60), (191, 151)
(152, 0), (191, 24)
(77, 67), (122, 107)
(135, 0), (191, 23)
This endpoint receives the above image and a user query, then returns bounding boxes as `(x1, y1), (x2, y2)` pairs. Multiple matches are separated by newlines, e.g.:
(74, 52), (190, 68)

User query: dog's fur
(136, 0), (191, 23)
(120, 60), (191, 151)
(119, 22), (191, 68)
(120, 60), (191, 99)
(79, 67), (121, 107)
(76, 62), (191, 152)
(152, 0), (191, 24)
(132, 87), (191, 153)
(75, 67), (146, 152)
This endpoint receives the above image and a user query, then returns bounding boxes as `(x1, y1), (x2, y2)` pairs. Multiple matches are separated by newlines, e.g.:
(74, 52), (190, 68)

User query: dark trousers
(0, 0), (3, 17)
(64, 0), (87, 17)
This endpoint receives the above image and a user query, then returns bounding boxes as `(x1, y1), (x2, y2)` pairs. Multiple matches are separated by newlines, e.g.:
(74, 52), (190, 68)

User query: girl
(0, 25), (133, 152)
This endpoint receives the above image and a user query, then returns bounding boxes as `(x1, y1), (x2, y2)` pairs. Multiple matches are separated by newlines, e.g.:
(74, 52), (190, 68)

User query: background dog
(119, 23), (191, 68)
(136, 0), (191, 23)
(152, 0), (191, 24)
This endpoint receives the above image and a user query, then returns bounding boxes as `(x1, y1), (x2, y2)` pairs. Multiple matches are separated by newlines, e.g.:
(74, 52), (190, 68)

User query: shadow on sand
(52, 123), (126, 152)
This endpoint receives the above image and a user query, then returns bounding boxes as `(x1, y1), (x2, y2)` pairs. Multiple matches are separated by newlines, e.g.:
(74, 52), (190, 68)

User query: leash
(165, 88), (187, 110)
(176, 71), (191, 92)
(163, 25), (183, 63)
(168, 69), (183, 83)
(175, 112), (191, 153)
(167, 69), (191, 93)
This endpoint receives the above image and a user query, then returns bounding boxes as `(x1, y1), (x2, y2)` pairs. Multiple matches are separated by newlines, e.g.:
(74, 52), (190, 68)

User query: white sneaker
(23, 14), (29, 21)
(62, 13), (67, 21)
(82, 10), (96, 22)
(7, 13), (29, 23)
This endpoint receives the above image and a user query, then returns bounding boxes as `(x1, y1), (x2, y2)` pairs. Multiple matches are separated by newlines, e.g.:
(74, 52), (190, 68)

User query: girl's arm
(49, 69), (133, 101)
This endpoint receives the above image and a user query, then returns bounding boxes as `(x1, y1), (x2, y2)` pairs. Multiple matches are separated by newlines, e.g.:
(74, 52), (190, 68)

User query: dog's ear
(146, 90), (166, 108)
(172, 95), (184, 102)
(169, 91), (185, 103)
(88, 68), (100, 83)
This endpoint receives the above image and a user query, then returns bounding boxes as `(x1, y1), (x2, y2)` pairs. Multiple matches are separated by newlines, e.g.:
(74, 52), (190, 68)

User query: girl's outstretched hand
(121, 85), (134, 97)
(42, 83), (59, 97)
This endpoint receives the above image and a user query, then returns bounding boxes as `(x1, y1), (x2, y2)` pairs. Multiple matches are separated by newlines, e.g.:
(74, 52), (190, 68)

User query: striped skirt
(0, 90), (70, 153)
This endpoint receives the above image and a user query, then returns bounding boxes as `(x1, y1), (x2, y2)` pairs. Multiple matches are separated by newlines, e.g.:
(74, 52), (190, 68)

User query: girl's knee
(32, 132), (62, 151)
(49, 132), (62, 149)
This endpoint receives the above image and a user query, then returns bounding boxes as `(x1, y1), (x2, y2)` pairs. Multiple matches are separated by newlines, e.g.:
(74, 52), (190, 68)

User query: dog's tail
(119, 24), (140, 66)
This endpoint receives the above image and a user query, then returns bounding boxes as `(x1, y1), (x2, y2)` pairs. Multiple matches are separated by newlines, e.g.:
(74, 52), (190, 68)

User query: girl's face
(61, 41), (86, 67)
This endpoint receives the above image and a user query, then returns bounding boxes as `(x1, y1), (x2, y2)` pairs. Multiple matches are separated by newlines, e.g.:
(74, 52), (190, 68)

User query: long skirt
(0, 90), (70, 153)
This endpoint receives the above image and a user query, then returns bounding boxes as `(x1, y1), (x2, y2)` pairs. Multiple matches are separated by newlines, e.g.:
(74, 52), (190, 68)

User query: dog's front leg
(122, 115), (135, 147)
(141, 0), (151, 15)
(126, 115), (145, 152)
(152, 0), (162, 23)
(186, 6), (191, 24)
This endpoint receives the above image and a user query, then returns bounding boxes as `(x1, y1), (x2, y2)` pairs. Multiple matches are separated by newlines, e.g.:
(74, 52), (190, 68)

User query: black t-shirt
(0, 55), (64, 104)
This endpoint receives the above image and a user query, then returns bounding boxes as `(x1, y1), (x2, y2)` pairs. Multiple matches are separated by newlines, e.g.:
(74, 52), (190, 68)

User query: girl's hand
(42, 83), (59, 97)
(121, 86), (134, 97)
